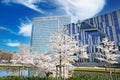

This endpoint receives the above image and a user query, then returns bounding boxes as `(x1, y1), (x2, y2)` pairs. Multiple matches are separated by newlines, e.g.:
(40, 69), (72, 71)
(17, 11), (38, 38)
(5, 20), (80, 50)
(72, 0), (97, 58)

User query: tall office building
(66, 9), (120, 63)
(31, 16), (71, 53)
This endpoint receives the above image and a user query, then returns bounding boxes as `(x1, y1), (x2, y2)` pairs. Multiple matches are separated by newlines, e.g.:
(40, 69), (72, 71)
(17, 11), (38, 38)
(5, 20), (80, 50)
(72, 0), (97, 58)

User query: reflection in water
(0, 71), (10, 77)
(0, 66), (44, 77)
(0, 67), (30, 77)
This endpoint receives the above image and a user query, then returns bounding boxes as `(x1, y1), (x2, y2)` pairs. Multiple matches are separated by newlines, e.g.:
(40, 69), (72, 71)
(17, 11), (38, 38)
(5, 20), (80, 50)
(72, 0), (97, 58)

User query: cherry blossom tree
(49, 29), (79, 78)
(78, 44), (88, 63)
(96, 37), (119, 65)
(96, 37), (120, 80)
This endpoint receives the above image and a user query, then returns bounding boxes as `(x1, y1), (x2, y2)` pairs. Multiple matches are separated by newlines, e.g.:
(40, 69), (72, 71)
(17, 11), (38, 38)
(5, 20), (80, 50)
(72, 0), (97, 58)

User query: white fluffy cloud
(6, 42), (19, 47)
(2, 0), (106, 33)
(2, 0), (106, 22)
(55, 0), (106, 22)
(2, 0), (44, 13)
(19, 22), (32, 37)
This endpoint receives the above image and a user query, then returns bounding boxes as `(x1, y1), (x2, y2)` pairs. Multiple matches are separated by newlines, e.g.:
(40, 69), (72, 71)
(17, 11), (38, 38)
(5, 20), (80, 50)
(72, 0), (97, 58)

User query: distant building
(66, 9), (120, 63)
(31, 16), (71, 53)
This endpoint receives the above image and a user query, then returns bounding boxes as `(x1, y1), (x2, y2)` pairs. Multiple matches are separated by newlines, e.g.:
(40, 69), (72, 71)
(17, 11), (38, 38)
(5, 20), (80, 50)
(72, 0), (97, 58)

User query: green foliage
(67, 74), (110, 80)
(0, 76), (58, 80)
(0, 74), (120, 80)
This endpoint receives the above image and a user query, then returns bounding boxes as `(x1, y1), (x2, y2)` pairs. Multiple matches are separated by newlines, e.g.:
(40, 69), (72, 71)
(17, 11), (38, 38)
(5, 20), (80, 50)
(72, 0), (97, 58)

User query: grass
(0, 72), (120, 80)
(0, 76), (57, 80)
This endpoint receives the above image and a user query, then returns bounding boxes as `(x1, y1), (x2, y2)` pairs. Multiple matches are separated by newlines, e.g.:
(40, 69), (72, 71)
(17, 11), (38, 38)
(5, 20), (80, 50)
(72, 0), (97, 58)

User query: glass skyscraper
(31, 16), (71, 53)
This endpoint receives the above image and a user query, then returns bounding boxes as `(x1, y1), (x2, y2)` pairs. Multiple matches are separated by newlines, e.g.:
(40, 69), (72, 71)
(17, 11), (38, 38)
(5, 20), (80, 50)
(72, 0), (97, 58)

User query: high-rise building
(66, 9), (120, 63)
(84, 10), (120, 47)
(31, 16), (71, 53)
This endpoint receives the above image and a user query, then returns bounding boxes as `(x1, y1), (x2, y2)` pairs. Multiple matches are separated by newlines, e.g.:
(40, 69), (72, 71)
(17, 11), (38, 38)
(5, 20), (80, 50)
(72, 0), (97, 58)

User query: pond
(0, 67), (29, 77)
(0, 66), (44, 77)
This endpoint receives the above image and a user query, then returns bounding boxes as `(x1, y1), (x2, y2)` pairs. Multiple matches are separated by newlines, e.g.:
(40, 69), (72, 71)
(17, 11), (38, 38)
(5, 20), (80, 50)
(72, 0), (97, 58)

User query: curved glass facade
(66, 10), (120, 63)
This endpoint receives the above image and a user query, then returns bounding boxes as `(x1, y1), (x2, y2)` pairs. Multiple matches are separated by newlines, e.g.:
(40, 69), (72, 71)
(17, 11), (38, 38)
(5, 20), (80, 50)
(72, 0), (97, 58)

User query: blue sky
(0, 0), (120, 52)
